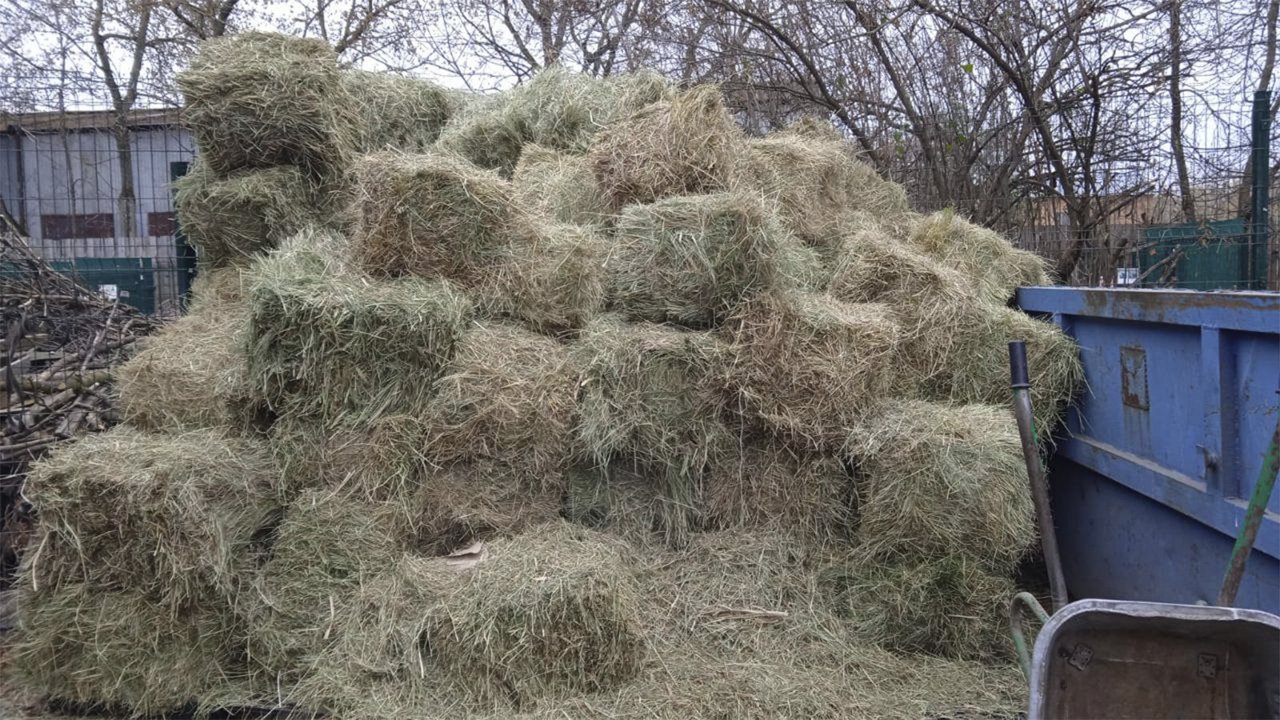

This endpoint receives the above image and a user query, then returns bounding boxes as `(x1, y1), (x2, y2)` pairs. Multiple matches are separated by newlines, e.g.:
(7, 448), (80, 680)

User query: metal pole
(1250, 90), (1272, 289)
(1217, 412), (1280, 607)
(1009, 341), (1068, 612)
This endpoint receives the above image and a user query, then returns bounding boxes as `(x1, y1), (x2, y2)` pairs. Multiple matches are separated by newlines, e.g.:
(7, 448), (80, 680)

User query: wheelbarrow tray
(1029, 599), (1280, 719)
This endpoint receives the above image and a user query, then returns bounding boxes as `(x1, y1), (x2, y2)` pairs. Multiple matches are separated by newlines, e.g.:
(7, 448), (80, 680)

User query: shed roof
(1, 107), (181, 134)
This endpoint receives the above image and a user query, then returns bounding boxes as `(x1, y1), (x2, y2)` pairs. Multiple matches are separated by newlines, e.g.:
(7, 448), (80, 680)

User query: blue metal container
(1017, 287), (1279, 614)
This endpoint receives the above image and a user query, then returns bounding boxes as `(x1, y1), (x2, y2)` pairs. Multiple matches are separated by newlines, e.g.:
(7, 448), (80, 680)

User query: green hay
(703, 440), (853, 541)
(724, 292), (900, 449)
(173, 159), (321, 269)
(608, 193), (790, 328)
(343, 70), (462, 153)
(423, 323), (579, 490)
(10, 582), (249, 716)
(738, 125), (910, 250)
(246, 228), (473, 425)
(436, 92), (528, 177)
(590, 85), (742, 207)
(512, 145), (611, 225)
(418, 521), (645, 708)
(828, 550), (1016, 661)
(351, 151), (534, 282)
(910, 209), (1052, 304)
(18, 427), (280, 610)
(178, 32), (353, 179)
(249, 488), (404, 681)
(845, 400), (1037, 572)
(266, 413), (428, 501)
(479, 223), (607, 333)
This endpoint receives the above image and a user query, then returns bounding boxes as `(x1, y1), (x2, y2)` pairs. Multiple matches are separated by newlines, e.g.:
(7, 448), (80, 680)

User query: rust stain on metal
(1120, 346), (1150, 410)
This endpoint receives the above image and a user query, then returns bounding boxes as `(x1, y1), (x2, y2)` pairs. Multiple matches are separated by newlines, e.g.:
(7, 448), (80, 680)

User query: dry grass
(607, 193), (793, 328)
(351, 151), (534, 282)
(245, 227), (474, 425)
(423, 323), (579, 490)
(828, 549), (1017, 661)
(401, 463), (561, 557)
(845, 400), (1037, 572)
(178, 32), (353, 179)
(172, 160), (321, 268)
(724, 291), (900, 449)
(343, 70), (462, 153)
(512, 145), (611, 225)
(479, 222), (607, 334)
(910, 209), (1052, 304)
(590, 85), (742, 207)
(737, 125), (910, 251)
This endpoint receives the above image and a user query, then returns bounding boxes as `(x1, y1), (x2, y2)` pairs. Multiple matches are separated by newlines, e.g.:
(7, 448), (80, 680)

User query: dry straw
(343, 70), (462, 153)
(173, 160), (321, 268)
(607, 193), (792, 328)
(178, 32), (353, 179)
(479, 223), (607, 334)
(911, 209), (1052, 304)
(512, 145), (612, 225)
(845, 400), (1037, 572)
(725, 291), (901, 448)
(590, 85), (742, 207)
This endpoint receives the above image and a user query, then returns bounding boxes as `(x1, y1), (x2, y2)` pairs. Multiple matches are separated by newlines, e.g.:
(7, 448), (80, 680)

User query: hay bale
(739, 126), (910, 250)
(115, 304), (252, 433)
(480, 223), (607, 333)
(403, 463), (561, 557)
(267, 413), (428, 500)
(910, 210), (1051, 304)
(178, 32), (353, 178)
(725, 292), (900, 448)
(246, 228), (473, 424)
(418, 521), (645, 707)
(173, 159), (321, 268)
(512, 144), (611, 224)
(351, 151), (534, 282)
(250, 488), (404, 678)
(436, 92), (527, 177)
(423, 323), (579, 489)
(704, 440), (853, 540)
(941, 307), (1083, 434)
(608, 193), (790, 328)
(343, 70), (461, 153)
(10, 582), (247, 715)
(829, 551), (1015, 661)
(18, 427), (280, 608)
(573, 318), (733, 546)
(845, 400), (1036, 571)
(590, 85), (742, 207)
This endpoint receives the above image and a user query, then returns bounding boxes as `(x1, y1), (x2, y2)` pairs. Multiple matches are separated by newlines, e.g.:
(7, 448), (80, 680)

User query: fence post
(1252, 90), (1272, 290)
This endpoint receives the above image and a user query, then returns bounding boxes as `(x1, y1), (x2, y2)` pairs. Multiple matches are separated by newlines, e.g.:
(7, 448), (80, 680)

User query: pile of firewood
(1, 233), (159, 586)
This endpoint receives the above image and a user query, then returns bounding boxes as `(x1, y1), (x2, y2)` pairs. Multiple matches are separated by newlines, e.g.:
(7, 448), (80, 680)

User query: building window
(41, 213), (114, 240)
(148, 211), (177, 236)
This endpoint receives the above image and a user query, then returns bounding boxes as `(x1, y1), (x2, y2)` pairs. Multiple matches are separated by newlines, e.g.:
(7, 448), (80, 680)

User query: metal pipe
(1009, 590), (1051, 679)
(1010, 341), (1068, 612)
(1217, 411), (1280, 607)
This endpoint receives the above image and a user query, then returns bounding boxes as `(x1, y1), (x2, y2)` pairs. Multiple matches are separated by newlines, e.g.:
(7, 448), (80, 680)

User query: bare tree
(1170, 0), (1196, 222)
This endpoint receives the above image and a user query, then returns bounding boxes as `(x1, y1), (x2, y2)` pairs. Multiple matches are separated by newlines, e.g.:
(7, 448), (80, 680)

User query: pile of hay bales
(7, 32), (1084, 719)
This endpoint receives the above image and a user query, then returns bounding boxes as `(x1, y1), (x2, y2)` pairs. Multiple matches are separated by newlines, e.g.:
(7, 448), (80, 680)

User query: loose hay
(343, 70), (461, 152)
(436, 93), (528, 177)
(403, 463), (561, 557)
(178, 32), (353, 179)
(417, 521), (645, 708)
(845, 400), (1037, 571)
(590, 85), (742, 207)
(423, 323), (579, 489)
(910, 209), (1052, 304)
(829, 550), (1016, 661)
(725, 292), (900, 448)
(351, 151), (534, 282)
(246, 228), (473, 424)
(18, 427), (280, 608)
(480, 223), (607, 333)
(173, 160), (321, 268)
(608, 193), (792, 327)
(512, 145), (611, 225)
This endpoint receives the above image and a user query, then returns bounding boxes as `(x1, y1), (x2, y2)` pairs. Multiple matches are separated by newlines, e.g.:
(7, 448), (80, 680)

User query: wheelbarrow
(1006, 343), (1280, 720)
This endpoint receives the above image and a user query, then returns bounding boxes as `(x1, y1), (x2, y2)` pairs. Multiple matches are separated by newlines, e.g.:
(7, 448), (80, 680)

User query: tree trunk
(112, 122), (137, 238)
(1169, 0), (1196, 222)
(1054, 206), (1092, 282)
(1237, 0), (1278, 224)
